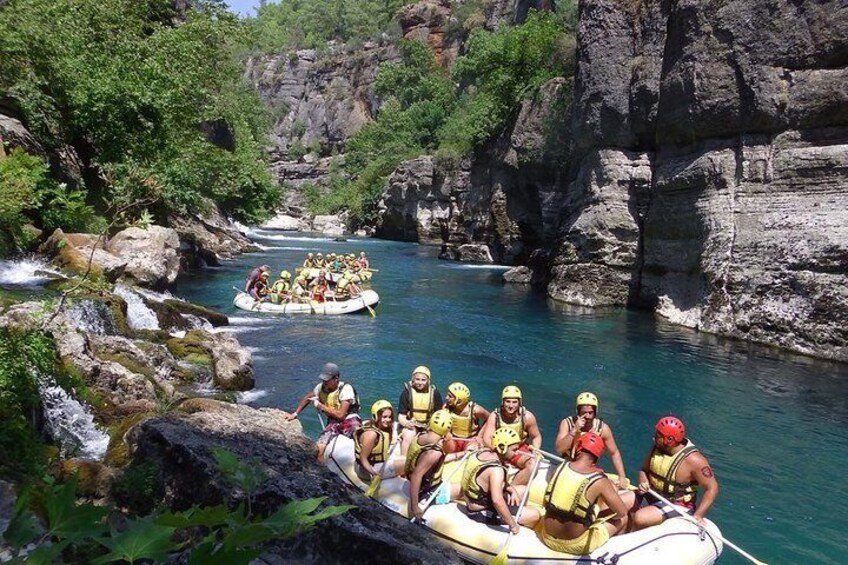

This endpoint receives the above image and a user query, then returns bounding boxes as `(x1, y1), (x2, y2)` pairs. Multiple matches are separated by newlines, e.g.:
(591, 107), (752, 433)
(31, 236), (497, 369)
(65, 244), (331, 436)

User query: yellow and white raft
(326, 435), (723, 564)
(232, 289), (379, 314)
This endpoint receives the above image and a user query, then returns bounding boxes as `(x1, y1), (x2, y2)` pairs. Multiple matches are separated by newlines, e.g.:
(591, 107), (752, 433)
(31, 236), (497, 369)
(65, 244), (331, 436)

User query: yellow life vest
(494, 406), (526, 440)
(318, 382), (359, 419)
(648, 439), (700, 504)
(461, 451), (505, 506)
(543, 462), (605, 526)
(404, 433), (444, 492)
(354, 421), (390, 465)
(303, 259), (315, 268)
(404, 382), (436, 424)
(271, 280), (290, 293)
(450, 402), (478, 439)
(564, 415), (604, 435)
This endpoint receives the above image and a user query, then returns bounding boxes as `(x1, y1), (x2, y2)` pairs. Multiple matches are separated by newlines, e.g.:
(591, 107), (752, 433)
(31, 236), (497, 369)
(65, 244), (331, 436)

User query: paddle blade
(365, 475), (381, 498)
(366, 305), (376, 318)
(491, 543), (510, 565)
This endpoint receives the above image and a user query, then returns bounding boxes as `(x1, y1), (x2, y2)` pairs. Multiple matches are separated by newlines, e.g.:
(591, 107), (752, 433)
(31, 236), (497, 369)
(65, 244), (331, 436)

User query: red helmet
(655, 416), (685, 447)
(576, 431), (605, 459)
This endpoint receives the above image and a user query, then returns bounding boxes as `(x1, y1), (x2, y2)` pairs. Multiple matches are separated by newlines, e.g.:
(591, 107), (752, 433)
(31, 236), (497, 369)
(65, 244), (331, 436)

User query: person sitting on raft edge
(354, 400), (404, 482)
(479, 385), (542, 486)
(443, 382), (489, 453)
(244, 264), (269, 295)
(405, 409), (460, 521)
(398, 365), (443, 455)
(522, 432), (635, 555)
(284, 362), (361, 464)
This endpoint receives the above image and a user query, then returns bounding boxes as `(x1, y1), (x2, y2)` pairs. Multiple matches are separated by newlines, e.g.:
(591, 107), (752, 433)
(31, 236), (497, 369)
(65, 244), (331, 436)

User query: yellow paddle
(365, 438), (400, 498)
(491, 453), (543, 565)
(644, 487), (768, 565)
(361, 295), (376, 317)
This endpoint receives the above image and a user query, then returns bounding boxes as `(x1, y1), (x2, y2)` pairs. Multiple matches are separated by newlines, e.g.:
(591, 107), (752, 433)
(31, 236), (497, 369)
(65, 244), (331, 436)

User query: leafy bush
(0, 0), (279, 225)
(0, 329), (55, 479)
(3, 449), (354, 564)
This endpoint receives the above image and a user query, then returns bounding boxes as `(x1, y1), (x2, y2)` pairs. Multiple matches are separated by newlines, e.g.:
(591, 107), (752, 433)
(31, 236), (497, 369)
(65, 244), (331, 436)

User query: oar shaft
(648, 489), (766, 565)
(414, 449), (474, 522)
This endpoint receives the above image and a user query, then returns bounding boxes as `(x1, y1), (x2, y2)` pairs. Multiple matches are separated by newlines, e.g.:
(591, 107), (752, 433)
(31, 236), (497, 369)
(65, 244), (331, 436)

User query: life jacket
(271, 280), (290, 294)
(404, 382), (436, 424)
(543, 462), (605, 526)
(253, 279), (269, 296)
(354, 421), (391, 465)
(318, 382), (360, 422)
(647, 439), (700, 505)
(404, 433), (445, 492)
(564, 415), (605, 435)
(303, 259), (315, 268)
(449, 402), (478, 439)
(495, 406), (526, 440)
(461, 451), (505, 506)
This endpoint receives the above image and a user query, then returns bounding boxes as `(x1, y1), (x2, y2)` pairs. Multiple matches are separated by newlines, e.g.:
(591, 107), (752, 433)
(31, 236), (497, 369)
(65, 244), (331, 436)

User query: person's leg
(399, 427), (416, 456)
(519, 506), (541, 528)
(630, 505), (664, 531)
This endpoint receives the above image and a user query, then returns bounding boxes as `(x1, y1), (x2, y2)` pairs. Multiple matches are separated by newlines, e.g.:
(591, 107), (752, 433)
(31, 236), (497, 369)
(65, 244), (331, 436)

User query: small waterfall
(64, 300), (113, 336)
(183, 314), (213, 331)
(38, 373), (110, 459)
(114, 285), (160, 330)
(0, 256), (64, 287)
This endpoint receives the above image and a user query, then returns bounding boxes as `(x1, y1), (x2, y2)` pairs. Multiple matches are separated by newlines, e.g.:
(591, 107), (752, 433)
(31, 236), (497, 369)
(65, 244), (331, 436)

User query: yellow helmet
(280, 270), (291, 279)
(307, 253), (314, 258)
(428, 409), (451, 437)
(502, 385), (522, 402)
(371, 399), (393, 422)
(447, 382), (470, 406)
(492, 427), (521, 456)
(576, 392), (599, 410)
(317, 253), (323, 257)
(260, 271), (269, 279)
(412, 365), (431, 379)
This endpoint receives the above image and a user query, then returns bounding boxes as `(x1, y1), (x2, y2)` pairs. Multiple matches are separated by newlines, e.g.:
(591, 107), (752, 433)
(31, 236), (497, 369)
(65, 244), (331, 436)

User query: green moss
(166, 333), (213, 367)
(163, 299), (228, 327)
(105, 412), (154, 468)
(56, 359), (107, 412)
(96, 352), (154, 378)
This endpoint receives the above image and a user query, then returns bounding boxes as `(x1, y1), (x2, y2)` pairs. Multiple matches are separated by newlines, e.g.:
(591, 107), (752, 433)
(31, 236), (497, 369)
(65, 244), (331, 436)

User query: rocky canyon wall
(549, 0), (848, 361)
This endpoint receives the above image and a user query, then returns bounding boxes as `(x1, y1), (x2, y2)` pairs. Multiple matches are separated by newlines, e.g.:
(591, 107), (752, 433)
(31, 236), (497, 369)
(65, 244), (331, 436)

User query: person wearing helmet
(443, 382), (489, 453)
(354, 400), (403, 482)
(522, 432), (634, 555)
(284, 362), (361, 463)
(357, 251), (370, 270)
(334, 269), (362, 300)
(479, 385), (542, 484)
(303, 253), (316, 269)
(248, 269), (271, 301)
(459, 427), (534, 534)
(405, 409), (461, 521)
(314, 252), (325, 268)
(554, 392), (629, 489)
(309, 270), (330, 303)
(631, 416), (719, 530)
(291, 273), (310, 301)
(269, 270), (292, 304)
(398, 366), (444, 454)
(244, 264), (270, 295)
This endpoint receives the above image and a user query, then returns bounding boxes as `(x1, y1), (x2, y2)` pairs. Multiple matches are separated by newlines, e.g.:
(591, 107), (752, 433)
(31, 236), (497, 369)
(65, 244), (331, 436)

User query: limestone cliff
(549, 0), (848, 361)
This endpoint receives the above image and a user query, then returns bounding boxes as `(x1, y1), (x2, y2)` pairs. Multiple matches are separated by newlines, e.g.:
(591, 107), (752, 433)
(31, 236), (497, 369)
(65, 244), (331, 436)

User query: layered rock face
(549, 0), (848, 360)
(375, 78), (571, 264)
(126, 401), (459, 564)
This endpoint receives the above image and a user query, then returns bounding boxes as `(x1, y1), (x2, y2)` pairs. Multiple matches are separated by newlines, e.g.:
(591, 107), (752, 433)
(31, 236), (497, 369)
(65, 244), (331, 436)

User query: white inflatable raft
(232, 289), (379, 315)
(325, 435), (723, 564)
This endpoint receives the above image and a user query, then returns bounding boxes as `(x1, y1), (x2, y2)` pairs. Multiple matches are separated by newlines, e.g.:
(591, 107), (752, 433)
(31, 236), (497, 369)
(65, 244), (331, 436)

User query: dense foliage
(3, 449), (353, 564)
(0, 0), (279, 248)
(311, 10), (574, 223)
(0, 329), (55, 479)
(248, 0), (407, 53)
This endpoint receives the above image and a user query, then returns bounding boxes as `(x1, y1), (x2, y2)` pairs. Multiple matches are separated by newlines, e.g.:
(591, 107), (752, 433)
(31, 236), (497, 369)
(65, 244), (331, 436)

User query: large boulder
(167, 200), (259, 268)
(312, 214), (347, 236)
(108, 226), (180, 289)
(124, 402), (459, 564)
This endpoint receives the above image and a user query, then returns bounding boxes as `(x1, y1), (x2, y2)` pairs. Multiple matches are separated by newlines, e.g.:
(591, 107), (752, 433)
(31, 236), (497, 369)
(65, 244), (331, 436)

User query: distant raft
(325, 435), (723, 565)
(233, 289), (379, 315)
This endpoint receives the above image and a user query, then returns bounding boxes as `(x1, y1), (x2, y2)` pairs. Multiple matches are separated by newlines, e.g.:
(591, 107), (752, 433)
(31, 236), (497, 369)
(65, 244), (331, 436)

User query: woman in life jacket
(398, 366), (443, 455)
(309, 270), (330, 303)
(354, 400), (404, 481)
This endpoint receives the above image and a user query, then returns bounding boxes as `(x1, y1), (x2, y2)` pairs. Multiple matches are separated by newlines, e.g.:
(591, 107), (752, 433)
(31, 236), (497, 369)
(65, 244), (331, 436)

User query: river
(174, 228), (848, 564)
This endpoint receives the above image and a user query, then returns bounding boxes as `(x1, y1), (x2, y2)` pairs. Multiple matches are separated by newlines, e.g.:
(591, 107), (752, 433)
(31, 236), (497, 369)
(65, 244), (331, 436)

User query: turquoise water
(175, 229), (848, 564)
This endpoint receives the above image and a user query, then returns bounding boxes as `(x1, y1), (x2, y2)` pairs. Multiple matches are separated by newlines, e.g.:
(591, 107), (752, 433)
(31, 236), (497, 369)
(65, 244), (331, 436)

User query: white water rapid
(38, 373), (110, 459)
(0, 256), (64, 287)
(113, 284), (160, 330)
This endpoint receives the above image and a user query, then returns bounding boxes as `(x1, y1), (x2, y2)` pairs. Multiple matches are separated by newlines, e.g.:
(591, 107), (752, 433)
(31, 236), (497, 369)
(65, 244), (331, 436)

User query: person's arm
(318, 398), (351, 422)
(596, 478), (629, 533)
(285, 388), (318, 421)
(488, 469), (519, 534)
(554, 418), (575, 457)
(408, 450), (440, 520)
(524, 411), (542, 450)
(689, 453), (719, 523)
(479, 413), (498, 449)
(398, 388), (414, 429)
(603, 425), (628, 487)
(358, 430), (380, 477)
(637, 450), (653, 493)
(473, 404), (490, 429)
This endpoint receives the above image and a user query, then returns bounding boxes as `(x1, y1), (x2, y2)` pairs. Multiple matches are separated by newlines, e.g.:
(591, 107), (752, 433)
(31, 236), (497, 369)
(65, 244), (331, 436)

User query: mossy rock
(96, 351), (155, 379)
(166, 331), (213, 367)
(105, 412), (154, 468)
(163, 299), (228, 327)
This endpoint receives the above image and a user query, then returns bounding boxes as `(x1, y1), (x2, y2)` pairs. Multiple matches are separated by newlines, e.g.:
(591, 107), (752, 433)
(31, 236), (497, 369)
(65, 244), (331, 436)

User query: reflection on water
(175, 232), (848, 564)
